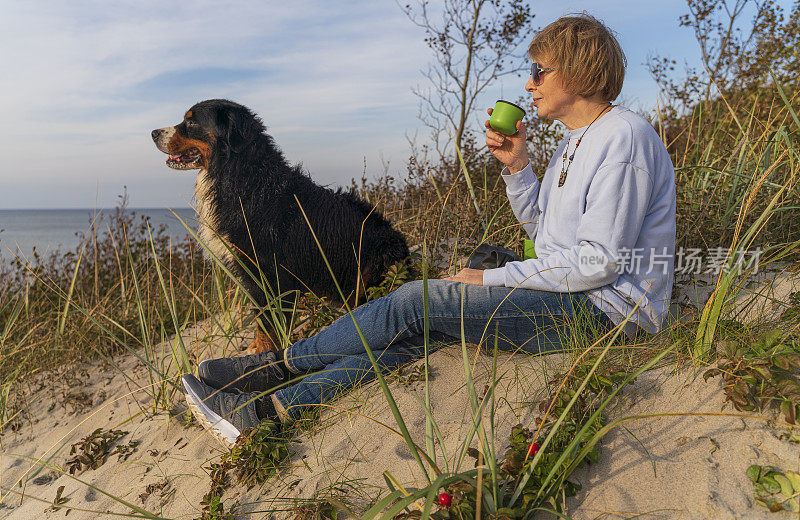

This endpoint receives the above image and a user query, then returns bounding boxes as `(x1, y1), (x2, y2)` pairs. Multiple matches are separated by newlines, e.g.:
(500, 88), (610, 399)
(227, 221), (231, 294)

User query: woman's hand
(442, 268), (484, 286)
(485, 108), (530, 174)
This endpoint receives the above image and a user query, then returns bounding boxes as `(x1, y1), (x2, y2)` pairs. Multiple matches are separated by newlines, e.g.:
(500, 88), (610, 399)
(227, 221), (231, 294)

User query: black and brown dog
(152, 99), (409, 353)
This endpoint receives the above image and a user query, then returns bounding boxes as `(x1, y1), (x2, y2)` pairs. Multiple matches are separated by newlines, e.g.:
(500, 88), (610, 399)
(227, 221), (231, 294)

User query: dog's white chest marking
(195, 169), (234, 266)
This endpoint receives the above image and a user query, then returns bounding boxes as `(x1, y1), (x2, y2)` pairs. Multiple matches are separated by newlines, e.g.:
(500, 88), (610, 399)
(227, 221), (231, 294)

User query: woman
(181, 14), (676, 446)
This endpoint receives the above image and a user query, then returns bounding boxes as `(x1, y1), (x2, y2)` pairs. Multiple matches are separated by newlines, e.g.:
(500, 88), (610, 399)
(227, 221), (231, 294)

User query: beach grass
(0, 76), (799, 518)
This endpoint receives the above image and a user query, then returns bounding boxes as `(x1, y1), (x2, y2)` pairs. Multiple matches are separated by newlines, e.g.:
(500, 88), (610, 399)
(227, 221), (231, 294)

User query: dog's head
(151, 99), (264, 170)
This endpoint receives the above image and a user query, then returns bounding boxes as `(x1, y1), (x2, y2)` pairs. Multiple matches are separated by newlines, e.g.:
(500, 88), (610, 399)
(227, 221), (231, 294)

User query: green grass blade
(147, 227), (191, 375)
(694, 179), (787, 357)
(58, 242), (86, 337)
(422, 243), (436, 467)
(1, 291), (26, 349)
(770, 69), (800, 133)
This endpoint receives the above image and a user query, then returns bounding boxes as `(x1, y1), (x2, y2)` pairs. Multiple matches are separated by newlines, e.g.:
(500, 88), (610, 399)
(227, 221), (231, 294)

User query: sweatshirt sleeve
(500, 162), (541, 242)
(482, 162), (653, 291)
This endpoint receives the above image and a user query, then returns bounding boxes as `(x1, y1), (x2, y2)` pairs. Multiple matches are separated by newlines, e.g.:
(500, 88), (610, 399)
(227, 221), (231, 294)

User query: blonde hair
(528, 14), (627, 102)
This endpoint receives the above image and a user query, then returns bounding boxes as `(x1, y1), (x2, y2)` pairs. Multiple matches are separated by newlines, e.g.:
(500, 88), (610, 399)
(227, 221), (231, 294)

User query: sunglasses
(531, 62), (556, 85)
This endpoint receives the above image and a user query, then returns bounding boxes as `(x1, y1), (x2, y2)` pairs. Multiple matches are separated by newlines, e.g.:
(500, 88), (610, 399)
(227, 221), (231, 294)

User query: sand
(0, 266), (799, 519)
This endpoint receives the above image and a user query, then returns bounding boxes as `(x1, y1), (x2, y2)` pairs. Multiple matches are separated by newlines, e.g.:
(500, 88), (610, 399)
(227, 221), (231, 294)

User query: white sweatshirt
(482, 106), (676, 335)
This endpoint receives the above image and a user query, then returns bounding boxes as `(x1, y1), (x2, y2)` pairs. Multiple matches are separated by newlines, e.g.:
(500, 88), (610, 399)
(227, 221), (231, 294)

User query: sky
(0, 1), (786, 209)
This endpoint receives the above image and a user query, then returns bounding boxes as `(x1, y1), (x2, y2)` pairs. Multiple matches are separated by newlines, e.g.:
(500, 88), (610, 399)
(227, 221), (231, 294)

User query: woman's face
(526, 58), (581, 125)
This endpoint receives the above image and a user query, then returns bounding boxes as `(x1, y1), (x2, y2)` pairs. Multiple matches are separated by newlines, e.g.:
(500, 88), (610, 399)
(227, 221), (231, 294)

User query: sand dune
(1, 268), (798, 519)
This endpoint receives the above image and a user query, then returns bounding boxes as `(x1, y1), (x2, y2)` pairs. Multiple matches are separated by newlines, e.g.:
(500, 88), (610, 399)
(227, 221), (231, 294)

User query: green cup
(489, 100), (526, 135)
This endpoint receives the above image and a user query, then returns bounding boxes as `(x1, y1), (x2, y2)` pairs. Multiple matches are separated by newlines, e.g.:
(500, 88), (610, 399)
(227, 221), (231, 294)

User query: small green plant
(138, 478), (174, 508)
(365, 252), (432, 301)
(198, 461), (234, 520)
(501, 424), (583, 504)
(747, 464), (800, 512)
(113, 438), (140, 461)
(292, 498), (338, 520)
(222, 419), (292, 488)
(46, 485), (69, 512)
(65, 427), (129, 474)
(196, 420), (293, 520)
(704, 327), (800, 423)
(182, 409), (198, 429)
(296, 293), (346, 338)
(199, 493), (236, 520)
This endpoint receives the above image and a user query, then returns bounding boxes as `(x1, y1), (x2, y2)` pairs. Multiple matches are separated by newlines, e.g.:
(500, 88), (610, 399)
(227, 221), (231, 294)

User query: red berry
(438, 492), (452, 507)
(527, 442), (540, 457)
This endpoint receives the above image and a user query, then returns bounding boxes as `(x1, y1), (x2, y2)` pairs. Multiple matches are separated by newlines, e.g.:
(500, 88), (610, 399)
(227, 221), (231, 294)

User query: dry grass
(0, 83), (799, 519)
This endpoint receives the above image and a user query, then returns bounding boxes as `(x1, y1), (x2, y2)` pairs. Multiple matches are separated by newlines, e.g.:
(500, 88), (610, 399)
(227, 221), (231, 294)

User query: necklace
(558, 103), (613, 188)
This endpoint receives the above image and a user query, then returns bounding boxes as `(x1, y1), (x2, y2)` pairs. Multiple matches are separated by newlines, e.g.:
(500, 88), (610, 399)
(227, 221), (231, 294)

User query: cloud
(0, 1), (434, 207)
(1, 0), (745, 208)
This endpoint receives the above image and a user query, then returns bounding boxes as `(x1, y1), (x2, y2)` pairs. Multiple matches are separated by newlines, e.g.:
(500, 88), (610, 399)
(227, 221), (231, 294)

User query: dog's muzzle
(152, 127), (203, 170)
(151, 127), (176, 153)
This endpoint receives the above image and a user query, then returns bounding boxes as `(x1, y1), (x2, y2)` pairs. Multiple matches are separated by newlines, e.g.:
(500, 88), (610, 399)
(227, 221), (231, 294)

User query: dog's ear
(216, 108), (250, 157)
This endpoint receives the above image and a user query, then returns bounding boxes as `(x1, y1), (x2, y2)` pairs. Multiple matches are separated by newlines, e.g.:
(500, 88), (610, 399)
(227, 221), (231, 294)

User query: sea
(0, 208), (198, 265)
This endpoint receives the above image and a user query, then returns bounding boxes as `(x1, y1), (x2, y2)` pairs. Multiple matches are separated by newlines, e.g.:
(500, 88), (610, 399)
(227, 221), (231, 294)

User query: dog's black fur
(152, 99), (409, 347)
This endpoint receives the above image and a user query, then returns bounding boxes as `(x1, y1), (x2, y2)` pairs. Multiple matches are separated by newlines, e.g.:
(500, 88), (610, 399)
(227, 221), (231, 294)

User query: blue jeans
(273, 280), (614, 419)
